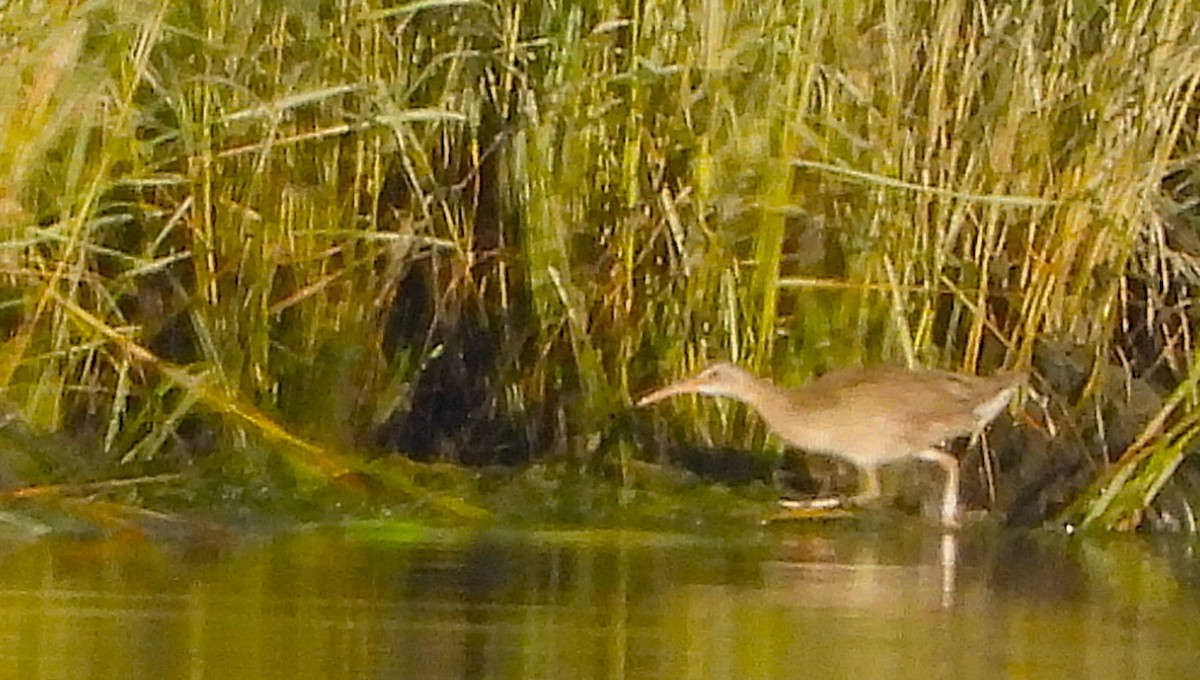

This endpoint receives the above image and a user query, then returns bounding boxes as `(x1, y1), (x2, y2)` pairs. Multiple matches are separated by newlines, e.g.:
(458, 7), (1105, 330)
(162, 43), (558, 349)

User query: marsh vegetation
(1, 0), (1199, 532)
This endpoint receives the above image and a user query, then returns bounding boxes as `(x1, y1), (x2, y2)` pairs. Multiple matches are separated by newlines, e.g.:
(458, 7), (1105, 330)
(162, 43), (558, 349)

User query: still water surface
(0, 524), (1196, 679)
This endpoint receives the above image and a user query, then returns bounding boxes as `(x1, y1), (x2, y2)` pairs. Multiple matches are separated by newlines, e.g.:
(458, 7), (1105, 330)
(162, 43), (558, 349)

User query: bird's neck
(721, 374), (799, 424)
(717, 373), (829, 451)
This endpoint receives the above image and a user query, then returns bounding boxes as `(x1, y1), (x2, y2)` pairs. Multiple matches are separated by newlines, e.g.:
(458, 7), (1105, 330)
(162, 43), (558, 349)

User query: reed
(0, 0), (1197, 528)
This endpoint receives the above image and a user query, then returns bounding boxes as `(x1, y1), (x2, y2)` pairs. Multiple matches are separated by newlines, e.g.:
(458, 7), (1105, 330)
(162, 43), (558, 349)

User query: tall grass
(0, 0), (1197, 528)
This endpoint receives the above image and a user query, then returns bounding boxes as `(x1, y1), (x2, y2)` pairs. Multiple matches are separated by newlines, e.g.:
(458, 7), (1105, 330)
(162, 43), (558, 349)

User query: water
(0, 525), (1196, 679)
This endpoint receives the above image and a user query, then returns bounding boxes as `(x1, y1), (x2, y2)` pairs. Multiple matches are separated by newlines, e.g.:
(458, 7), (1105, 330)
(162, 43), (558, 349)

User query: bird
(637, 362), (1026, 527)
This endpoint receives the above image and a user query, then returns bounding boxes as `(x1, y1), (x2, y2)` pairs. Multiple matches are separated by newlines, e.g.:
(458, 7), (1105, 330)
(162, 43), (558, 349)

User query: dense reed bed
(1, 0), (1198, 530)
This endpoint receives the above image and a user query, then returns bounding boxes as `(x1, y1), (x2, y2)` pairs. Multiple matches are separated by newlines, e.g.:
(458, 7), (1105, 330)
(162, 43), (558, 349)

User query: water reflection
(773, 528), (959, 609)
(0, 527), (1195, 679)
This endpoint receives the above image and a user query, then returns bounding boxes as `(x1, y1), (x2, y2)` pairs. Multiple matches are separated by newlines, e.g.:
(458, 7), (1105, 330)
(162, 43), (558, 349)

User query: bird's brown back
(754, 366), (1024, 463)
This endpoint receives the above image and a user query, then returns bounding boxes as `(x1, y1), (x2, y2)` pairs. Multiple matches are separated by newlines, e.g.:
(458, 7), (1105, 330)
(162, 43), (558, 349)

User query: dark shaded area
(991, 336), (1185, 528)
(372, 107), (534, 466)
(669, 445), (783, 487)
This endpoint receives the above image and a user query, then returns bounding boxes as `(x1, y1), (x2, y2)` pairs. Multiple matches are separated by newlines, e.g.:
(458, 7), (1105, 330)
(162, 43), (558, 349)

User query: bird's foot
(778, 497), (845, 511)
(766, 497), (856, 523)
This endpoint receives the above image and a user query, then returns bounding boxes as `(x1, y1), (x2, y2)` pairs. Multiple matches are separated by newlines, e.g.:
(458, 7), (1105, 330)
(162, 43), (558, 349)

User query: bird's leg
(775, 461), (880, 513)
(914, 449), (959, 528)
(849, 463), (882, 505)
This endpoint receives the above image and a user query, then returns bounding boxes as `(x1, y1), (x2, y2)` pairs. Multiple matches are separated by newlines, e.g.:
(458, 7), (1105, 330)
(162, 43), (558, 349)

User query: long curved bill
(636, 376), (704, 407)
